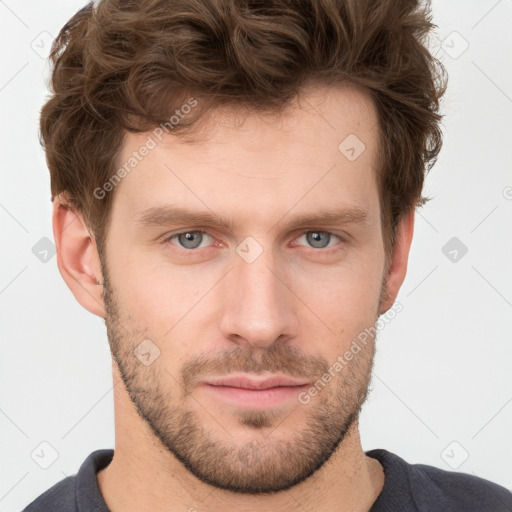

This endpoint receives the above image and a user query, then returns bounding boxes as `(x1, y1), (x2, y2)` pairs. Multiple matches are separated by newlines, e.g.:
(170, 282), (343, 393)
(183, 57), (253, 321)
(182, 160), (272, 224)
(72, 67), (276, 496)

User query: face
(101, 84), (386, 494)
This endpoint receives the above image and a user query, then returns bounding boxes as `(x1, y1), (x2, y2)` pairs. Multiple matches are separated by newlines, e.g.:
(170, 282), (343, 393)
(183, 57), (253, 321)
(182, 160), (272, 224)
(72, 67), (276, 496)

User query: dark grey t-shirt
(22, 448), (512, 511)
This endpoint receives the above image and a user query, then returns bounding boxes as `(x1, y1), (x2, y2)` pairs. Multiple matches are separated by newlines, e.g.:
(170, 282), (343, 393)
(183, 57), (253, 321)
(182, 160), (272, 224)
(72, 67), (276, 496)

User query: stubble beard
(101, 269), (377, 494)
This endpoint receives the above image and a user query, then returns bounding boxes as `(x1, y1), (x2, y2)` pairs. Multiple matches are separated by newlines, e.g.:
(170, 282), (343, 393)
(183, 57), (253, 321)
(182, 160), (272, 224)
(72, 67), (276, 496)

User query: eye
(294, 231), (343, 250)
(162, 229), (345, 253)
(165, 230), (214, 250)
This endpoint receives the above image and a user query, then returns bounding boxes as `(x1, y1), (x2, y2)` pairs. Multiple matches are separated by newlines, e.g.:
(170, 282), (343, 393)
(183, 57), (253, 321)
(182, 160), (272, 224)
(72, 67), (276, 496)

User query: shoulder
(21, 449), (113, 512)
(410, 461), (512, 511)
(21, 476), (77, 512)
(368, 449), (512, 512)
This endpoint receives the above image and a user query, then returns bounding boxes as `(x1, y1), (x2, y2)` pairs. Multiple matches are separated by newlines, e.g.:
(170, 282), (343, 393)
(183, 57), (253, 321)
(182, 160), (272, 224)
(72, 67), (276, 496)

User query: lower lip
(201, 383), (309, 409)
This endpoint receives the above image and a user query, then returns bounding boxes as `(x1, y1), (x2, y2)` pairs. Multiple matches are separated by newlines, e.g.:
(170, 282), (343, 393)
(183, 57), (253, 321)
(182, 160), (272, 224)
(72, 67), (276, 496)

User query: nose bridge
(219, 239), (297, 347)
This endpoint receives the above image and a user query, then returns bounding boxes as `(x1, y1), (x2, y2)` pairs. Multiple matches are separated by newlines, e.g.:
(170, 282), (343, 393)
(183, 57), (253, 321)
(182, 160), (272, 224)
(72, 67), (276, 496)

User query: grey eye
(305, 231), (333, 249)
(175, 231), (205, 249)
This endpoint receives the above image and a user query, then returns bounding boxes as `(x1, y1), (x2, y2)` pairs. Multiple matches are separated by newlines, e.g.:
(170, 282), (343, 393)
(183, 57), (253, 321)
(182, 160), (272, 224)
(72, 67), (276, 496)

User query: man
(24, 0), (511, 510)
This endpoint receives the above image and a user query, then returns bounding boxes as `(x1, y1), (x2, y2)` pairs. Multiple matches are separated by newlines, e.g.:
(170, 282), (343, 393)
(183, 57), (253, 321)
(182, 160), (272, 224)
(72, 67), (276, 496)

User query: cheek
(107, 261), (202, 380)
(111, 252), (223, 340)
(291, 259), (383, 344)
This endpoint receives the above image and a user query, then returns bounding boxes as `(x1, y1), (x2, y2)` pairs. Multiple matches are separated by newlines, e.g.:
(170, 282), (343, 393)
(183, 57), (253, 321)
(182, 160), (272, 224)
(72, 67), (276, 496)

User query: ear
(52, 197), (106, 318)
(379, 209), (415, 314)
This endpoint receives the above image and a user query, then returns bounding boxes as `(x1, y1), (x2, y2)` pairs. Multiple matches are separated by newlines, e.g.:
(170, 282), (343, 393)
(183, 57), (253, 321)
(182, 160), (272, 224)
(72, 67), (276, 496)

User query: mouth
(199, 374), (310, 409)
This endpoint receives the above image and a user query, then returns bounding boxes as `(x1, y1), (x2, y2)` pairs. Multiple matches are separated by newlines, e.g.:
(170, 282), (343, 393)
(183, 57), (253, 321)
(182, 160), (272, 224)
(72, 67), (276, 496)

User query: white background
(1, 1), (511, 510)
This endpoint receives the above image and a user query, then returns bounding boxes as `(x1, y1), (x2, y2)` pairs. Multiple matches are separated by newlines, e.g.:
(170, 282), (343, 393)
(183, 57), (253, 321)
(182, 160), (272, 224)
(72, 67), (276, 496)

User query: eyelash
(161, 229), (347, 254)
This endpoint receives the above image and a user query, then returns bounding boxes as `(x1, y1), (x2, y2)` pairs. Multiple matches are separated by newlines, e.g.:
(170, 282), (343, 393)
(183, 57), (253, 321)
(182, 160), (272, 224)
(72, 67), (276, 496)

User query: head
(44, 0), (446, 495)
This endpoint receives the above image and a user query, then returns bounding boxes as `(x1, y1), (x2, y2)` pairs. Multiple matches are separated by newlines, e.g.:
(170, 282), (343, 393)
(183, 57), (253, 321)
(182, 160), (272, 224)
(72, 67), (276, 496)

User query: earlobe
(379, 209), (415, 314)
(52, 198), (106, 318)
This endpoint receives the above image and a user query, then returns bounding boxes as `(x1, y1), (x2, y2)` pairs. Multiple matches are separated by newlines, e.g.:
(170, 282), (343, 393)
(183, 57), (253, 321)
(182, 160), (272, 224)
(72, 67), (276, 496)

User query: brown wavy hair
(40, 0), (447, 263)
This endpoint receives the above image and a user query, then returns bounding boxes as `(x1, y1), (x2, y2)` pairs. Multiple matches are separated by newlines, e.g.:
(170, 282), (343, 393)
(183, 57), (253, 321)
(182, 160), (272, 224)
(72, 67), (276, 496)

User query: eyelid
(293, 231), (344, 245)
(290, 231), (347, 255)
(162, 229), (216, 248)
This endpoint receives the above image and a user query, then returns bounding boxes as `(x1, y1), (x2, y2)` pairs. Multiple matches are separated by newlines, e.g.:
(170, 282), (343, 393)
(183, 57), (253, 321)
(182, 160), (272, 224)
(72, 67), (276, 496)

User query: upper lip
(203, 374), (310, 390)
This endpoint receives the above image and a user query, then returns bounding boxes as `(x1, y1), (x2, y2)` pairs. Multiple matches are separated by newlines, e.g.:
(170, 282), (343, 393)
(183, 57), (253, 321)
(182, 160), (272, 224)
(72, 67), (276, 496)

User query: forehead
(112, 83), (381, 230)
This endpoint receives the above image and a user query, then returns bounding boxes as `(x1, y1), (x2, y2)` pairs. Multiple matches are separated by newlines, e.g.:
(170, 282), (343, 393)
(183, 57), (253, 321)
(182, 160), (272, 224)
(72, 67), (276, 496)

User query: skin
(53, 83), (414, 512)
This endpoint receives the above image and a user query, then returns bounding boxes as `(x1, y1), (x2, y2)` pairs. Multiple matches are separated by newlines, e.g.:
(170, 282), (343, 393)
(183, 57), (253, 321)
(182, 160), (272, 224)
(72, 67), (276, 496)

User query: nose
(218, 248), (299, 349)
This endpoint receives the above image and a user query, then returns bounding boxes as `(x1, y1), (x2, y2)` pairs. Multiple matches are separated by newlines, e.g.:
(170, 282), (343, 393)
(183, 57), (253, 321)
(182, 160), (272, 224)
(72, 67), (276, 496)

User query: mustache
(181, 342), (330, 394)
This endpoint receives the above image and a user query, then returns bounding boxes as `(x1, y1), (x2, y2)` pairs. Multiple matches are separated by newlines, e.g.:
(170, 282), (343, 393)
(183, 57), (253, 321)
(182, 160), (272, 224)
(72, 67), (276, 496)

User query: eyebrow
(135, 204), (368, 232)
